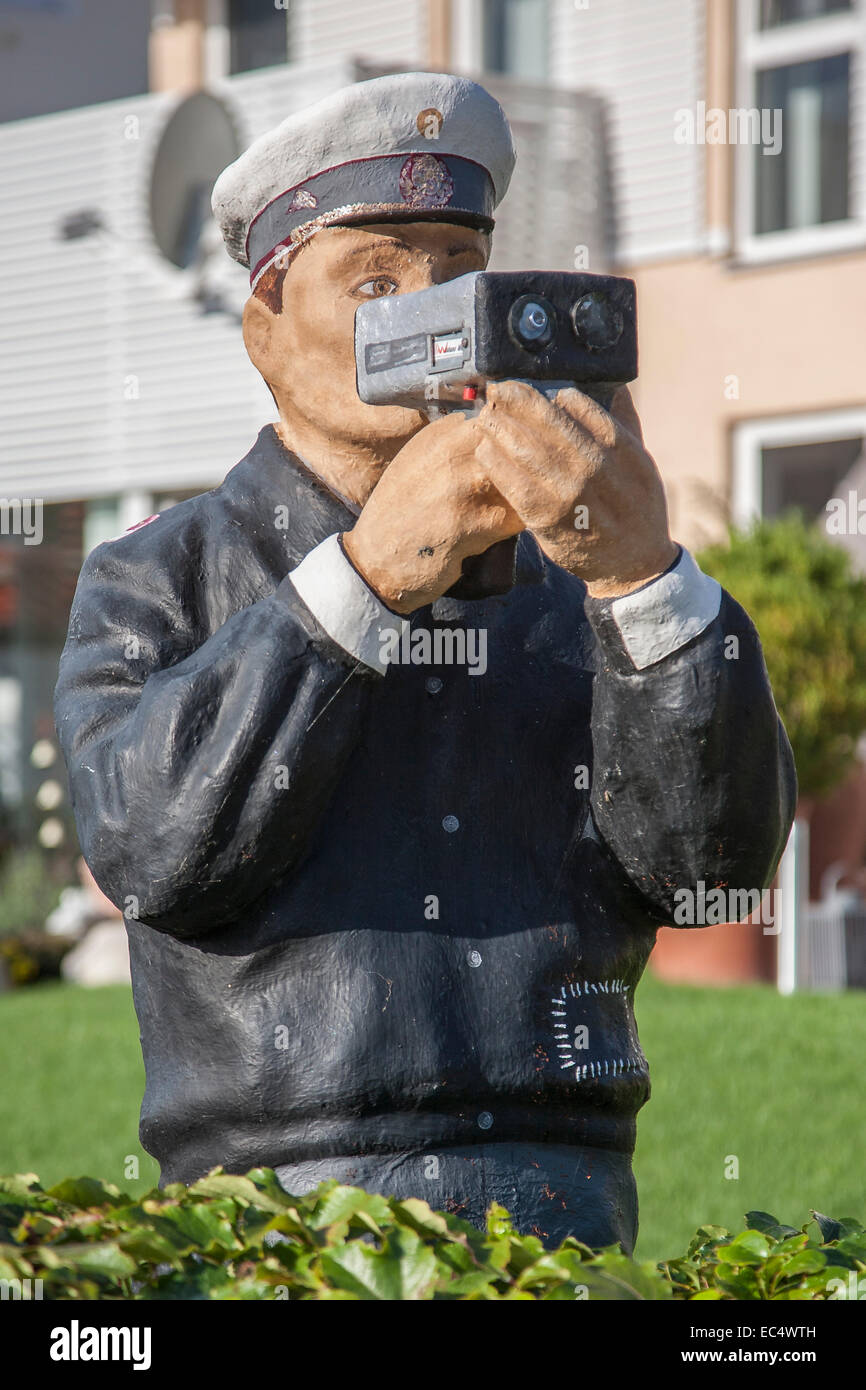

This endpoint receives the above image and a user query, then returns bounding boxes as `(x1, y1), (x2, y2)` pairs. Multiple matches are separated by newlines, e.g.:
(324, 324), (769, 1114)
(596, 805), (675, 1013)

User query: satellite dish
(149, 91), (240, 269)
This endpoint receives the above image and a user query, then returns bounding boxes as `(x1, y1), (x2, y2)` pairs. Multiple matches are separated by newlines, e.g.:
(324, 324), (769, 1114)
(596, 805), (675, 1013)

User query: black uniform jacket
(54, 425), (797, 1185)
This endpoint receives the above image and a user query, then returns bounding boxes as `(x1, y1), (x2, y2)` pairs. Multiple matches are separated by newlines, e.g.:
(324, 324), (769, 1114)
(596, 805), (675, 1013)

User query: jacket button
(426, 676), (443, 694)
(477, 1111), (494, 1130)
(467, 949), (482, 968)
(442, 815), (459, 833)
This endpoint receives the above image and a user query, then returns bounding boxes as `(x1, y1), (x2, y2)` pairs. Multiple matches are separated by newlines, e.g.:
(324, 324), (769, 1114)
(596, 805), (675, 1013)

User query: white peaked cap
(211, 70), (517, 287)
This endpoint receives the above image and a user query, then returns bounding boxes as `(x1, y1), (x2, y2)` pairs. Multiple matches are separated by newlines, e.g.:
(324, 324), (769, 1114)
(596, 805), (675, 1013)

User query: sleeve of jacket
(581, 551), (798, 926)
(54, 533), (387, 939)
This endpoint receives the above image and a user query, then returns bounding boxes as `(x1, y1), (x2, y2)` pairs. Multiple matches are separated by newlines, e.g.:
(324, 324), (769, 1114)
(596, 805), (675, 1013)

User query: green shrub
(698, 514), (866, 800)
(0, 848), (73, 984)
(0, 1168), (862, 1300)
(0, 849), (63, 938)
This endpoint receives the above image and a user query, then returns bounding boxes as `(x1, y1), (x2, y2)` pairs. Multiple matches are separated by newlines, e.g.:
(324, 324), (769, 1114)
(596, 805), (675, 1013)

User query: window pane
(83, 497), (120, 555)
(761, 436), (862, 518)
(483, 0), (549, 81)
(0, 501), (85, 839)
(229, 0), (289, 75)
(754, 53), (849, 233)
(760, 0), (851, 26)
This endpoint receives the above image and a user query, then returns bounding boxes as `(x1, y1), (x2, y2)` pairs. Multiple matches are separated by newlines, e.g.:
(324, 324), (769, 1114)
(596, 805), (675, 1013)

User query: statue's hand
(342, 411), (523, 614)
(473, 381), (679, 598)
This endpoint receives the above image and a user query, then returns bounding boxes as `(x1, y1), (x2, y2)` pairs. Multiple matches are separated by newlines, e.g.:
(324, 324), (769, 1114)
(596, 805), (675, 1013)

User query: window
(735, 0), (864, 260)
(0, 500), (85, 836)
(732, 409), (866, 525)
(482, 0), (549, 81)
(760, 0), (852, 27)
(760, 435), (862, 516)
(755, 53), (849, 231)
(228, 0), (290, 76)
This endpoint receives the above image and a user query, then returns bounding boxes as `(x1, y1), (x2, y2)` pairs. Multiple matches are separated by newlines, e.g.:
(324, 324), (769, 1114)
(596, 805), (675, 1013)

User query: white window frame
(732, 405), (866, 523)
(204, 0), (231, 84)
(452, 0), (486, 71)
(734, 0), (866, 263)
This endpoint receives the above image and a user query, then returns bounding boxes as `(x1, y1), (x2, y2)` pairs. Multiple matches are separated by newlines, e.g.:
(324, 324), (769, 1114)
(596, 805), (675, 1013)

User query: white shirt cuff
(287, 533), (404, 676)
(608, 546), (722, 670)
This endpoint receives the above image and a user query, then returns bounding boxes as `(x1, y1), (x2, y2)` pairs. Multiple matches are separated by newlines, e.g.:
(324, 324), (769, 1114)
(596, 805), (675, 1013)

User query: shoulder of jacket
(85, 481), (239, 576)
(73, 491), (245, 637)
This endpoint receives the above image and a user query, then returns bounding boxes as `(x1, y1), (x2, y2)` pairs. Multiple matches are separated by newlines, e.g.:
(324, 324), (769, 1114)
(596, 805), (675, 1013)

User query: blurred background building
(0, 0), (864, 984)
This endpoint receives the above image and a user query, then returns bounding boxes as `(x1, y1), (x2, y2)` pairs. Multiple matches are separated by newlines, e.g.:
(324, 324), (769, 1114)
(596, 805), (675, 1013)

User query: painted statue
(55, 72), (796, 1254)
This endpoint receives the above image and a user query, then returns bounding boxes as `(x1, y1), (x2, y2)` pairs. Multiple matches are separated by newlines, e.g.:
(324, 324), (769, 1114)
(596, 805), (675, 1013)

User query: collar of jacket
(241, 423), (547, 597)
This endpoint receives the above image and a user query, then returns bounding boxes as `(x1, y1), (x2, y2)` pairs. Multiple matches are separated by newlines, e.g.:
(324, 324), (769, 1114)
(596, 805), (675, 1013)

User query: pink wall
(625, 247), (866, 551)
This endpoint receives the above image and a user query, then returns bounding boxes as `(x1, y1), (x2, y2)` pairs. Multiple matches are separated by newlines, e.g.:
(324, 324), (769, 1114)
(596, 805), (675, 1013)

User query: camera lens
(508, 294), (556, 352)
(570, 292), (623, 350)
(519, 303), (549, 338)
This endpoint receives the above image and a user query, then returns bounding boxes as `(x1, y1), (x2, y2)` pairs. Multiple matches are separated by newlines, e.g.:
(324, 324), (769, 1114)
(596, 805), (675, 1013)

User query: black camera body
(355, 270), (637, 413)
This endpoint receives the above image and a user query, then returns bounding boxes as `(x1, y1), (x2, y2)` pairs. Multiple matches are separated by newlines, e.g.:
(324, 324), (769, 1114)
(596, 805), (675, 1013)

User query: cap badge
(398, 153), (454, 210)
(286, 187), (318, 213)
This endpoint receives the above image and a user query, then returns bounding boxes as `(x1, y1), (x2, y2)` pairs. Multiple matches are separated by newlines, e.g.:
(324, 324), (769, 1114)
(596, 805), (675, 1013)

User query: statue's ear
(242, 295), (277, 380)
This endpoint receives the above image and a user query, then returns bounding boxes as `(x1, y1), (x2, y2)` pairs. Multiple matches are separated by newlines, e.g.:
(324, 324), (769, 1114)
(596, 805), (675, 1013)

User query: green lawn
(632, 973), (866, 1260)
(0, 973), (863, 1263)
(0, 982), (160, 1197)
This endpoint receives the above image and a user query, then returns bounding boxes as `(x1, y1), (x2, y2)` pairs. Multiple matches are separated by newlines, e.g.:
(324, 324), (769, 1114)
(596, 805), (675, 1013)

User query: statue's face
(243, 220), (490, 450)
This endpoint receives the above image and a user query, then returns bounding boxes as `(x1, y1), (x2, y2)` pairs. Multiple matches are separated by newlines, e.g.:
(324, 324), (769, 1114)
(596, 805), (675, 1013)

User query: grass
(0, 973), (863, 1264)
(0, 981), (160, 1196)
(632, 971), (866, 1260)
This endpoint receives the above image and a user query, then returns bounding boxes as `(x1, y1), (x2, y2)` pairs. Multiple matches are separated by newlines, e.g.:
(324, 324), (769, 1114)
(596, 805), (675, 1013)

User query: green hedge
(1, 1168), (864, 1300)
(698, 514), (866, 800)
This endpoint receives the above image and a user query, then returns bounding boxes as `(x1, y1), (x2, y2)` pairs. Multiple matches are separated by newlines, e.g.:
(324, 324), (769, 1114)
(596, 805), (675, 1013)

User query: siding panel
(549, 0), (706, 263)
(0, 62), (356, 501)
(291, 0), (427, 70)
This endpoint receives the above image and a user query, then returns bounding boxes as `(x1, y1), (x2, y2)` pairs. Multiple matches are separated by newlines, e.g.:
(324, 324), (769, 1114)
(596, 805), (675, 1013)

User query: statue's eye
(356, 277), (398, 298)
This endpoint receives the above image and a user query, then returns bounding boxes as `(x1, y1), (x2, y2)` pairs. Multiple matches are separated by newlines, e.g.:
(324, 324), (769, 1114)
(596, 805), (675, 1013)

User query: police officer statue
(55, 72), (796, 1254)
